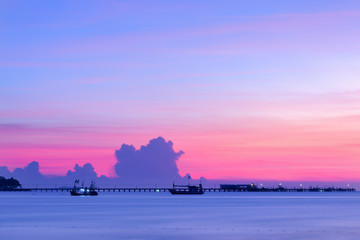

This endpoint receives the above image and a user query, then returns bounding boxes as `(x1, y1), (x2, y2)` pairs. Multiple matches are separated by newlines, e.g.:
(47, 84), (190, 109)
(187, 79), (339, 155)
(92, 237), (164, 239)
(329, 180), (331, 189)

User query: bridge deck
(0, 187), (356, 192)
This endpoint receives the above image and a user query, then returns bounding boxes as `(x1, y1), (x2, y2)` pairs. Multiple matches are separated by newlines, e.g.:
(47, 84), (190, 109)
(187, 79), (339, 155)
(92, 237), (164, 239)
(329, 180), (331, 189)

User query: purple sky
(1, 1), (360, 183)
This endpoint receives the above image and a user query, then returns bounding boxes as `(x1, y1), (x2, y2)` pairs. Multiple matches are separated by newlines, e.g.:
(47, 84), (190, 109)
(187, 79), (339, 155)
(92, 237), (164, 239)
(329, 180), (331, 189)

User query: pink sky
(1, 90), (360, 181)
(1, 1), (360, 182)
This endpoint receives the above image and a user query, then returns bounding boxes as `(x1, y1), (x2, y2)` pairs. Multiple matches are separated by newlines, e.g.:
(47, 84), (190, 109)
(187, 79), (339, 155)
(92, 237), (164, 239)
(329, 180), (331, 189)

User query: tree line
(0, 176), (21, 190)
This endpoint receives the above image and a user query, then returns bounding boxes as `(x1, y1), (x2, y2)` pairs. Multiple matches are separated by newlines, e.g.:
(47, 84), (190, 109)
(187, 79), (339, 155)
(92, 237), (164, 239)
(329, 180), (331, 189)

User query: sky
(1, 0), (360, 182)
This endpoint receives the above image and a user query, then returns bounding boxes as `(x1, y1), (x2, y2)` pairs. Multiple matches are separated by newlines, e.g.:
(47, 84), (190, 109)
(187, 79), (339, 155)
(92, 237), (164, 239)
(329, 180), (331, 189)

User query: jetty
(0, 186), (356, 192)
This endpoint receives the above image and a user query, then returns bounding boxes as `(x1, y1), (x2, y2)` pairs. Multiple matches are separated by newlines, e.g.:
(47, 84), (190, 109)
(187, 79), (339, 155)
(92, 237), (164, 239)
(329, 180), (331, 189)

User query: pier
(0, 186), (356, 192)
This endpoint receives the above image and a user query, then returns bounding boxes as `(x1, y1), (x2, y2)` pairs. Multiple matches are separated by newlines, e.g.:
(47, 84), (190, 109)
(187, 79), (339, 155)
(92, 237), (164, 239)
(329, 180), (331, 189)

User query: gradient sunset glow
(1, 1), (360, 182)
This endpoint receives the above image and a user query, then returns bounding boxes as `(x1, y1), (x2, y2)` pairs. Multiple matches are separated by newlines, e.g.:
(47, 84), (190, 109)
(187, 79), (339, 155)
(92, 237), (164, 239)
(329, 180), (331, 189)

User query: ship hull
(70, 191), (98, 196)
(169, 189), (204, 195)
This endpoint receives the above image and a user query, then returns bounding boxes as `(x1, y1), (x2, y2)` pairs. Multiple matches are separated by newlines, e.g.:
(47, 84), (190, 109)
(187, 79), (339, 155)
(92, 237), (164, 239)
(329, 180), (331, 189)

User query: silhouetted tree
(0, 176), (21, 190)
(0, 176), (6, 188)
(6, 177), (21, 189)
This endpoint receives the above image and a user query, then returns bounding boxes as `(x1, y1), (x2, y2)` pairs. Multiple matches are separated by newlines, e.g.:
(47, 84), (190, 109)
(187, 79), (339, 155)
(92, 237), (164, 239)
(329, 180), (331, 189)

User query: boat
(169, 183), (204, 195)
(70, 180), (98, 196)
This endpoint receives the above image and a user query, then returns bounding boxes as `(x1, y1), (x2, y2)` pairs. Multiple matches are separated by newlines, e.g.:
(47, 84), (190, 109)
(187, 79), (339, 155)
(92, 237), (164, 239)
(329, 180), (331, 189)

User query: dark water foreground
(0, 192), (359, 240)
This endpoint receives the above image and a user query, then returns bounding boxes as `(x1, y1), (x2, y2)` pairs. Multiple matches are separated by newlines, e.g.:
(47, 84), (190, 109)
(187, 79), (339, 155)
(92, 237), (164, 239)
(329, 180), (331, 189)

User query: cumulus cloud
(0, 161), (105, 187)
(0, 166), (11, 178)
(114, 137), (184, 184)
(12, 161), (45, 185)
(0, 162), (45, 186)
(0, 137), (199, 187)
(66, 163), (98, 184)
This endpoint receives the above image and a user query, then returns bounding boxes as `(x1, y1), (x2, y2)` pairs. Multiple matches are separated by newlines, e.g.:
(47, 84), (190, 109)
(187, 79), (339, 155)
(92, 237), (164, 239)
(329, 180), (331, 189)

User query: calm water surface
(0, 192), (359, 240)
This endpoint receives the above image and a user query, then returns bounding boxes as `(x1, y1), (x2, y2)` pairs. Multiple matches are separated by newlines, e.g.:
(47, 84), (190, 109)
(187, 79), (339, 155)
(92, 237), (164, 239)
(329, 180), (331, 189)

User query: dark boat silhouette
(169, 183), (204, 195)
(70, 180), (98, 196)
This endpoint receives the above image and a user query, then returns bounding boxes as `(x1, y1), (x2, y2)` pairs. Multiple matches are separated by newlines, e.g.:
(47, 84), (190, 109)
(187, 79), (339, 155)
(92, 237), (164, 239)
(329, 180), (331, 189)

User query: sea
(0, 191), (359, 240)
